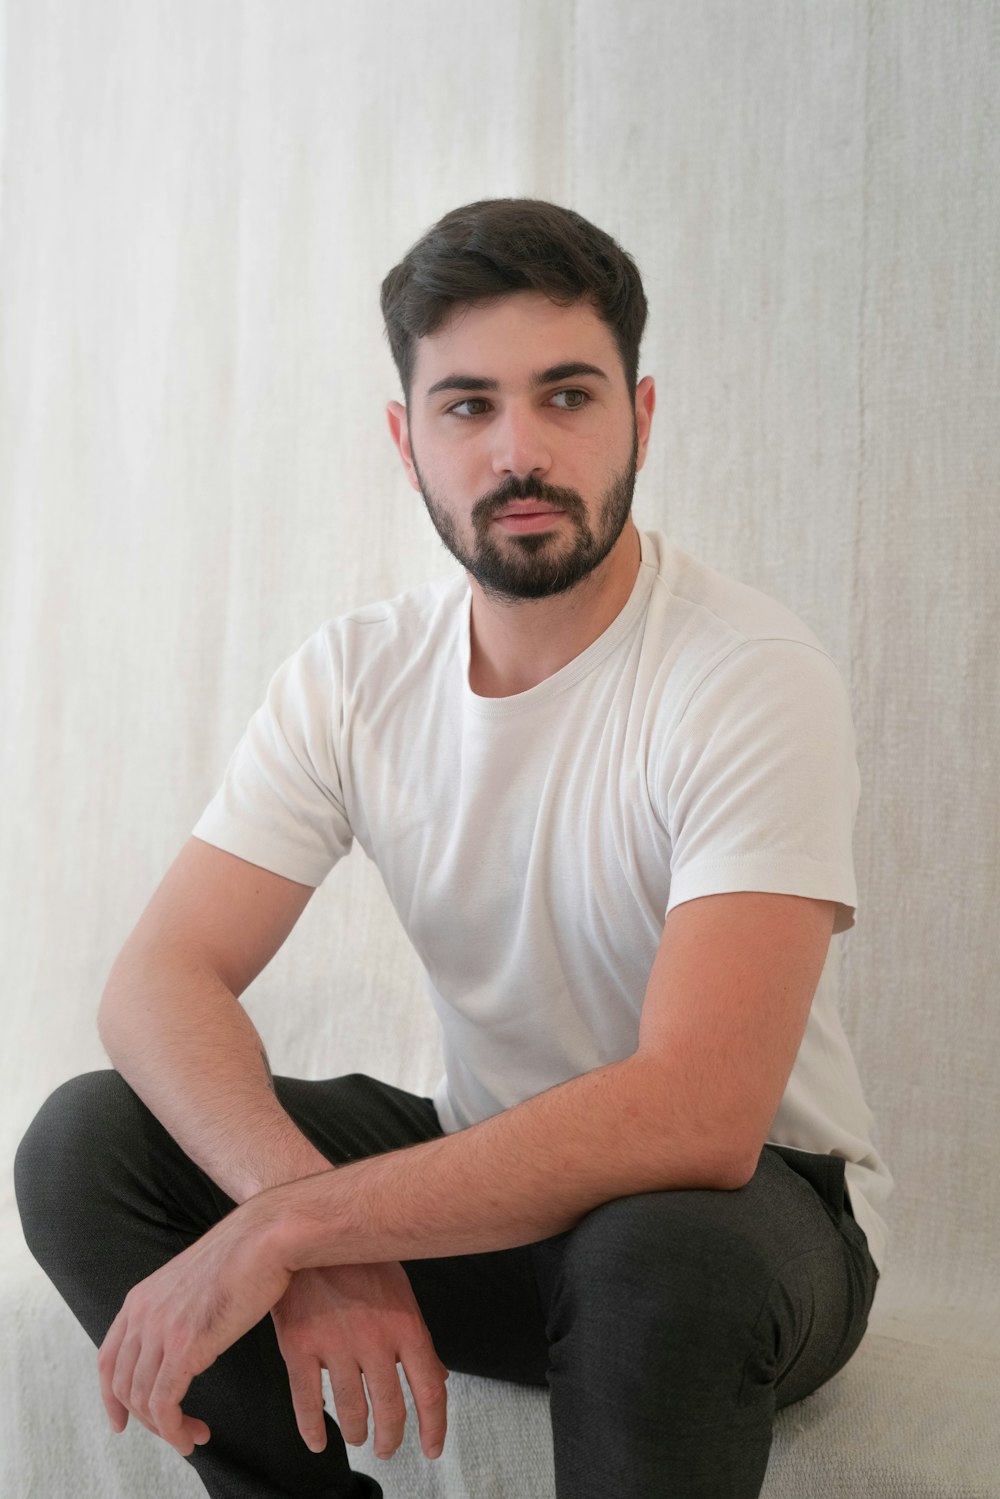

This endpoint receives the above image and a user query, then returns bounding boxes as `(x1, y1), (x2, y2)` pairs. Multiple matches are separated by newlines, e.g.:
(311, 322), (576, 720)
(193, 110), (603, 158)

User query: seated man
(15, 196), (892, 1499)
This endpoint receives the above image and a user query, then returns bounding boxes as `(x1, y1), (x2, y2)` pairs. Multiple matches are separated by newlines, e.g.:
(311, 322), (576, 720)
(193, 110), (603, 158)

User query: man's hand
(96, 1195), (449, 1466)
(97, 1203), (292, 1456)
(271, 1263), (449, 1461)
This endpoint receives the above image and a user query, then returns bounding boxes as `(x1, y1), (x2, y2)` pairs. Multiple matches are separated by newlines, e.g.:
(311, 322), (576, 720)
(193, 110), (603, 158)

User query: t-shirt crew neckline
(461, 528), (659, 718)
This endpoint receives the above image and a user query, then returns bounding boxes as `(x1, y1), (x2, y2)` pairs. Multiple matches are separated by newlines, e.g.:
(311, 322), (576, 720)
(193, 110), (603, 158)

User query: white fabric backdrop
(1, 2), (998, 1495)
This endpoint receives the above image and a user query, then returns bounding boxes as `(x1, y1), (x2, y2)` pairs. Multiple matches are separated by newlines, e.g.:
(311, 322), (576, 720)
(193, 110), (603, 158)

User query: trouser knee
(542, 1189), (778, 1399)
(539, 1192), (785, 1497)
(14, 1069), (144, 1259)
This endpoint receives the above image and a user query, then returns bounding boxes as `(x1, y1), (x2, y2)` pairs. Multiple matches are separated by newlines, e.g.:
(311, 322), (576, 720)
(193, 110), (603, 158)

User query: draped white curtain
(2, 0), (998, 1343)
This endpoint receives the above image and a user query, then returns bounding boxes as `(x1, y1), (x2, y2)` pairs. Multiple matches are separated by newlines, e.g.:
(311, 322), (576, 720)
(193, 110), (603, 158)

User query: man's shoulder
(644, 531), (829, 658)
(637, 532), (848, 741)
(328, 567), (466, 632)
(304, 568), (467, 670)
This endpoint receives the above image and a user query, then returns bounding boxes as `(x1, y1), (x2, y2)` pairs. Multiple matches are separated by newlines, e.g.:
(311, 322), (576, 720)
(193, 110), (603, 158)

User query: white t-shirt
(193, 529), (893, 1274)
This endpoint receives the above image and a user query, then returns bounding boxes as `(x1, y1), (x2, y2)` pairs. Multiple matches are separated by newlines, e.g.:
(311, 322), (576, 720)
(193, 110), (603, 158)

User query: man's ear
(634, 376), (655, 473)
(386, 401), (422, 493)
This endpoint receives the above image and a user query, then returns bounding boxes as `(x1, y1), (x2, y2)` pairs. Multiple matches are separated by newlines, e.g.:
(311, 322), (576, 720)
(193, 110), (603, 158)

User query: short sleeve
(192, 626), (353, 886)
(660, 640), (861, 934)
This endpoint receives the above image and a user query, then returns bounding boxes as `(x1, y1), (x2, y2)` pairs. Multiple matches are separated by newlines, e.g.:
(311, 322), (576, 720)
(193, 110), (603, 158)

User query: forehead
(415, 292), (617, 392)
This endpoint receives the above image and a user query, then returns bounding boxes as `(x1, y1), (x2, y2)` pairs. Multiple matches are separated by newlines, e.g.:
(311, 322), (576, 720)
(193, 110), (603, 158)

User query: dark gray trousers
(14, 1069), (879, 1499)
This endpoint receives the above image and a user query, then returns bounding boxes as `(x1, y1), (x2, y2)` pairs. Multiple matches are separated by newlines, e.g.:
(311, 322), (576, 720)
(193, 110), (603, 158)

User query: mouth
(493, 508), (565, 532)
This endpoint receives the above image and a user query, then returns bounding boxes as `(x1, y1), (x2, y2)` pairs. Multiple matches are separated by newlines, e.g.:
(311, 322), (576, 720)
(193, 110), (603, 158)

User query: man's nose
(489, 405), (553, 481)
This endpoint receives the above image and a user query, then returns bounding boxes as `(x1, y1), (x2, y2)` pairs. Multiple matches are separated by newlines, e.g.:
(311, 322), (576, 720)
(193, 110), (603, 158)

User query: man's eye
(447, 390), (591, 419)
(448, 398), (490, 419)
(551, 389), (590, 412)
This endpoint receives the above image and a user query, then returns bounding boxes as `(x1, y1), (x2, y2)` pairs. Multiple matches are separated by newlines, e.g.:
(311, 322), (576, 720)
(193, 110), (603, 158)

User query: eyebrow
(425, 361), (611, 400)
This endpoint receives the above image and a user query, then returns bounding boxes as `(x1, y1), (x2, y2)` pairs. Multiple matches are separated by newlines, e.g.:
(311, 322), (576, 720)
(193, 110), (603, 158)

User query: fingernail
(427, 1444), (443, 1460)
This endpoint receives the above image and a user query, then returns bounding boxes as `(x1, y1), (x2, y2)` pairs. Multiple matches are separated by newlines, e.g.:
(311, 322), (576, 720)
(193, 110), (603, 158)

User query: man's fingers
(146, 1354), (203, 1456)
(326, 1358), (370, 1448)
(109, 1334), (147, 1435)
(128, 1334), (173, 1438)
(363, 1362), (408, 1460)
(100, 1324), (196, 1451)
(285, 1353), (328, 1453)
(270, 1263), (449, 1463)
(97, 1314), (130, 1431)
(402, 1343), (449, 1460)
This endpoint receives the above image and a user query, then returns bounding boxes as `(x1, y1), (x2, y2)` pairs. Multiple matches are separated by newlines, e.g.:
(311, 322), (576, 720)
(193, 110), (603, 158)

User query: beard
(409, 417), (640, 605)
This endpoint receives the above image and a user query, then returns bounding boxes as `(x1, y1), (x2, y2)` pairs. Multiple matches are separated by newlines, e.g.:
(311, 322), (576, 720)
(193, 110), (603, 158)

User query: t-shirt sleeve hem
(666, 857), (857, 933)
(191, 817), (333, 888)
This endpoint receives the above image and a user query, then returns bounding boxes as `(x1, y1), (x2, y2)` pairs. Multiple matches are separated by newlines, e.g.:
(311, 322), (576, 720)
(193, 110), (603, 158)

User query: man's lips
(493, 503), (564, 519)
(493, 508), (566, 532)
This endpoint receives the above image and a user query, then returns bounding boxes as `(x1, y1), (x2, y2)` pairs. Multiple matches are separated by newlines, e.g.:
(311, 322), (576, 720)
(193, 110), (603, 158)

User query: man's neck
(467, 523), (642, 699)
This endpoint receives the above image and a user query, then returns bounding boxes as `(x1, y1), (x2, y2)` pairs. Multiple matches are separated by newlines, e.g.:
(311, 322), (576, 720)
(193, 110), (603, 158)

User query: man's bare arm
(252, 890), (837, 1269)
(96, 885), (834, 1463)
(254, 893), (839, 1271)
(97, 838), (453, 1465)
(97, 837), (329, 1204)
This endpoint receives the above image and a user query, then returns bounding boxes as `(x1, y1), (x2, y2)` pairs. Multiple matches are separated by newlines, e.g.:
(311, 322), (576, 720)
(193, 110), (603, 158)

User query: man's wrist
(242, 1171), (339, 1274)
(231, 1142), (335, 1206)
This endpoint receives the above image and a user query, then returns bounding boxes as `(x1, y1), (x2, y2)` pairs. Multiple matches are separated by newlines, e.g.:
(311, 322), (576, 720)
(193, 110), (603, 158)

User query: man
(15, 198), (891, 1499)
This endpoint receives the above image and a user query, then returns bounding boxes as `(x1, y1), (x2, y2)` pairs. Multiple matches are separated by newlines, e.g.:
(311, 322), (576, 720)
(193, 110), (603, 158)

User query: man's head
(380, 198), (648, 413)
(381, 199), (654, 603)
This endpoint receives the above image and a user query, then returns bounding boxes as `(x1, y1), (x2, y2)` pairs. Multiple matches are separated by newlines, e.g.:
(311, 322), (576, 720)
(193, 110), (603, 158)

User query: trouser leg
(13, 1068), (455, 1499)
(14, 1070), (880, 1499)
(528, 1144), (880, 1499)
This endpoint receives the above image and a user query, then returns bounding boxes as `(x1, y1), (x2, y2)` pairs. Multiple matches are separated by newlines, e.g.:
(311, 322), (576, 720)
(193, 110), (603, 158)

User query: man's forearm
(255, 1054), (745, 1273)
(97, 955), (330, 1205)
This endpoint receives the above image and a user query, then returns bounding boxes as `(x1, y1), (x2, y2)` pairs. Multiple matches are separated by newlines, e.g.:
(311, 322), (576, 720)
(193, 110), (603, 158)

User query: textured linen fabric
(4, 1), (999, 1495)
(192, 528), (892, 1275)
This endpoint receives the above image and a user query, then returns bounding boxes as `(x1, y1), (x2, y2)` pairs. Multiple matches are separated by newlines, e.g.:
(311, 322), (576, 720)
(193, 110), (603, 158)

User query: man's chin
(468, 549), (603, 603)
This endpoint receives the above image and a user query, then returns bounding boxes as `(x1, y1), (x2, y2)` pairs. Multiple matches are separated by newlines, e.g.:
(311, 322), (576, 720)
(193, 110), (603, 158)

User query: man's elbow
(690, 1113), (764, 1189)
(713, 1151), (760, 1191)
(624, 1060), (762, 1193)
(679, 1132), (761, 1193)
(640, 1137), (758, 1195)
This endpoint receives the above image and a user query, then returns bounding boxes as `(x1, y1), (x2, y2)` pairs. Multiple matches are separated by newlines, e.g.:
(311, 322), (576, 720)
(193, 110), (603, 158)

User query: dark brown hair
(379, 198), (648, 410)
